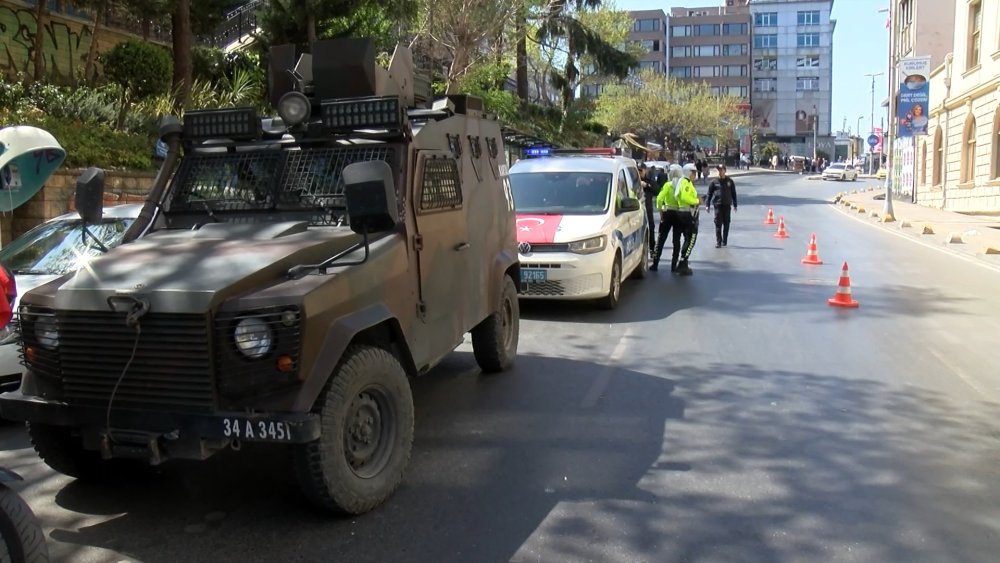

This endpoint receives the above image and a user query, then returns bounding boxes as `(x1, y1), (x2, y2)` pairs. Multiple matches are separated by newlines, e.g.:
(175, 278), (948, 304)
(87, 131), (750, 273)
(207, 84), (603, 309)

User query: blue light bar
(525, 147), (551, 157)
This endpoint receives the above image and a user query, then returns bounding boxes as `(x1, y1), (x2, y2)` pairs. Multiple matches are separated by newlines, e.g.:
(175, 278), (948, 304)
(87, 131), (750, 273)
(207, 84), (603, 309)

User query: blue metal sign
(867, 134), (878, 148)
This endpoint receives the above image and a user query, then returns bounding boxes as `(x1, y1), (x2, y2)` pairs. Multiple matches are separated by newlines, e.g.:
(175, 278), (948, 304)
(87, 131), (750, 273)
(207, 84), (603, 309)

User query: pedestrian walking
(706, 164), (738, 248)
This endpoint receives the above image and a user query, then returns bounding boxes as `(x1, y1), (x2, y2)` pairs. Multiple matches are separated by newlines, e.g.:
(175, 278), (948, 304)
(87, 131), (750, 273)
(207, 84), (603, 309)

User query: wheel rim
(611, 261), (621, 301)
(500, 293), (515, 352)
(344, 386), (396, 479)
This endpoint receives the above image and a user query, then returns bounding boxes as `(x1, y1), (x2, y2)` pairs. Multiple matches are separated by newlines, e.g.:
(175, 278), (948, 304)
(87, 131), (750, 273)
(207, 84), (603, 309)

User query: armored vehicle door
(412, 151), (470, 355)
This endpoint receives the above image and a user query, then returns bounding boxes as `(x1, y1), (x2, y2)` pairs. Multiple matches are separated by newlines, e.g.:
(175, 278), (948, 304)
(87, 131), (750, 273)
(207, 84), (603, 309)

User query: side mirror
(0, 126), (66, 212)
(619, 197), (641, 213)
(75, 167), (106, 225)
(342, 160), (398, 235)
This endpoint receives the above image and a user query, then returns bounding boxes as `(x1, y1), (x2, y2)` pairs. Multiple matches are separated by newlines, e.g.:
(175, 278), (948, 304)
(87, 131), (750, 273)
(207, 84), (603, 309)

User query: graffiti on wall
(0, 5), (95, 81)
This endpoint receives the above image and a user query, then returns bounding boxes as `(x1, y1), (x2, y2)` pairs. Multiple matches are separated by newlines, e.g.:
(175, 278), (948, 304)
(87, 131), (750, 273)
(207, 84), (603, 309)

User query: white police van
(508, 148), (647, 309)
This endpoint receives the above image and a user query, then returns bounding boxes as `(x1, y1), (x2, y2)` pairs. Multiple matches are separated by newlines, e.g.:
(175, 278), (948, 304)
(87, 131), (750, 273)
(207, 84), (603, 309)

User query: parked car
(0, 204), (141, 392)
(508, 149), (648, 309)
(822, 163), (859, 181)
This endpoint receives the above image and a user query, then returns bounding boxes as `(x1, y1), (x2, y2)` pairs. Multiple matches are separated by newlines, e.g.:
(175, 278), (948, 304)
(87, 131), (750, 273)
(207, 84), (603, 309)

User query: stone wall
(0, 168), (154, 245)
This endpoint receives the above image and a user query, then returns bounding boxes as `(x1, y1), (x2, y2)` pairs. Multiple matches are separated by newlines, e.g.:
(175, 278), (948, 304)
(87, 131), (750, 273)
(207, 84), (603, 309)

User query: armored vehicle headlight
(35, 316), (59, 350)
(234, 317), (273, 359)
(568, 235), (607, 255)
(278, 91), (311, 127)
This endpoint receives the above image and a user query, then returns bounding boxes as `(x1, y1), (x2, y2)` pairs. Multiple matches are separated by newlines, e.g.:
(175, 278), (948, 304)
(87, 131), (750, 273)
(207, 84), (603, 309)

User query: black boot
(678, 261), (693, 276)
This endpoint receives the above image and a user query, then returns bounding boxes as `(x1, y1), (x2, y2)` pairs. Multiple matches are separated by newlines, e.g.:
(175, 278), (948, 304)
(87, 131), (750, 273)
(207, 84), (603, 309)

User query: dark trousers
(652, 209), (679, 269)
(677, 212), (696, 264)
(714, 204), (732, 245)
(643, 193), (656, 251)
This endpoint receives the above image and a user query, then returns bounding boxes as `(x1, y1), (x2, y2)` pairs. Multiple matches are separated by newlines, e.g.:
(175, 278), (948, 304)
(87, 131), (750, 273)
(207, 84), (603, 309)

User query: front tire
(28, 423), (107, 480)
(598, 255), (622, 310)
(0, 485), (48, 563)
(294, 346), (414, 515)
(471, 275), (519, 373)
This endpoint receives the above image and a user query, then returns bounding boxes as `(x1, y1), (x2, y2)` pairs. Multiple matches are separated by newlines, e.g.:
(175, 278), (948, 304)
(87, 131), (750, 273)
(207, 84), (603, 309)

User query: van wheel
(472, 275), (519, 373)
(0, 484), (48, 563)
(28, 423), (107, 480)
(294, 345), (414, 515)
(598, 255), (622, 310)
(631, 238), (649, 280)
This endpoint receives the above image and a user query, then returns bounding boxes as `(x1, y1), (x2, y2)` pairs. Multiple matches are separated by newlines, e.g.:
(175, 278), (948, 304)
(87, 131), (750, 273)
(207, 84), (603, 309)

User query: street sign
(867, 134), (879, 148)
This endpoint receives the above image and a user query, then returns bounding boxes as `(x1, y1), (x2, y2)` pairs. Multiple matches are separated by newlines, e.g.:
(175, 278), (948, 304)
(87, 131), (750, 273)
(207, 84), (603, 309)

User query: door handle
(454, 242), (470, 251)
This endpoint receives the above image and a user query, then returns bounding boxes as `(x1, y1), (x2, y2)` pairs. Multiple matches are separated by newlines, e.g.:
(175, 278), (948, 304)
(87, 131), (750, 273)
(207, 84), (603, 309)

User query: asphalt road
(2, 172), (1000, 562)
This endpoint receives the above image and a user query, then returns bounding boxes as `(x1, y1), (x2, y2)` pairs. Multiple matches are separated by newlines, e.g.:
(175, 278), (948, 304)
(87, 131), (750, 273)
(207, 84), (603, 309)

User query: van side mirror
(619, 197), (641, 213)
(342, 160), (398, 234)
(0, 126), (66, 212)
(75, 167), (106, 225)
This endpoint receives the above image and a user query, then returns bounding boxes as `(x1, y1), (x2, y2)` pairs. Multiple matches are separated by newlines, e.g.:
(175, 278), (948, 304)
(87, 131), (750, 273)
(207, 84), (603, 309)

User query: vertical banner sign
(873, 127), (883, 153)
(897, 56), (931, 137)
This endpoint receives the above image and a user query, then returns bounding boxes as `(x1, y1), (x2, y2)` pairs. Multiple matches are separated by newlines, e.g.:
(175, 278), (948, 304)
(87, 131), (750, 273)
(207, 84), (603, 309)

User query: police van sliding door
(412, 151), (470, 356)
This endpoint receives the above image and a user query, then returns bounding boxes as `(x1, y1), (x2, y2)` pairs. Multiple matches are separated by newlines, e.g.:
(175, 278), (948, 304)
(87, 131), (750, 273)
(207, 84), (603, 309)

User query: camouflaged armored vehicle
(0, 39), (521, 515)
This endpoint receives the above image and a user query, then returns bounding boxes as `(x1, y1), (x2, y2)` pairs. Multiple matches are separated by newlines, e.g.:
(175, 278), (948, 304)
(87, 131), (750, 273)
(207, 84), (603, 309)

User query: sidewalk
(836, 186), (1000, 270)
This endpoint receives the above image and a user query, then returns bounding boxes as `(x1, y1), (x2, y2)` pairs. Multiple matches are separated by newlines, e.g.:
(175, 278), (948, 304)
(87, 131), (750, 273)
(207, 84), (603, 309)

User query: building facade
(581, 9), (667, 98)
(666, 2), (752, 102)
(748, 0), (836, 159)
(918, 0), (1000, 212)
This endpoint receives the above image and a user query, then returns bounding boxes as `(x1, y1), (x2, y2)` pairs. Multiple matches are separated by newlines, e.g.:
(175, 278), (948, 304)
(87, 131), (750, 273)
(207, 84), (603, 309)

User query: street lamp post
(856, 115), (864, 163)
(864, 72), (884, 175)
(812, 104), (818, 164)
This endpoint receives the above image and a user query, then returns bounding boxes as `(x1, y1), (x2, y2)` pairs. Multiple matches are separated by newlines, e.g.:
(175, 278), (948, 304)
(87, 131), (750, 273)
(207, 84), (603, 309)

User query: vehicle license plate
(521, 269), (547, 283)
(222, 417), (292, 442)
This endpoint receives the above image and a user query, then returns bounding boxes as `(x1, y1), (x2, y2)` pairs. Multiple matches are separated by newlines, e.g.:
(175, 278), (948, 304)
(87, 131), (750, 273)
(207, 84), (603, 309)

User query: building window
(967, 1), (982, 70)
(694, 24), (720, 36)
(755, 12), (777, 27)
(722, 65), (747, 77)
(634, 19), (660, 32)
(693, 45), (721, 57)
(694, 65), (720, 78)
(669, 66), (692, 78)
(639, 61), (661, 73)
(796, 56), (820, 68)
(933, 127), (943, 185)
(796, 76), (820, 91)
(722, 86), (747, 97)
(641, 39), (660, 52)
(754, 78), (776, 92)
(754, 34), (778, 48)
(671, 46), (690, 58)
(723, 23), (747, 35)
(753, 57), (777, 70)
(797, 10), (821, 25)
(797, 33), (821, 47)
(993, 107), (1000, 179)
(723, 43), (748, 56)
(671, 25), (690, 37)
(920, 140), (927, 185)
(710, 86), (721, 96)
(962, 116), (977, 183)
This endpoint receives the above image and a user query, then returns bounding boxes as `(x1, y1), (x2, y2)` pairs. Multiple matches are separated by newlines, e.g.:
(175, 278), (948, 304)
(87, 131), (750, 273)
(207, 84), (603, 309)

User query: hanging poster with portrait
(897, 56), (931, 137)
(753, 99), (776, 135)
(795, 105), (818, 135)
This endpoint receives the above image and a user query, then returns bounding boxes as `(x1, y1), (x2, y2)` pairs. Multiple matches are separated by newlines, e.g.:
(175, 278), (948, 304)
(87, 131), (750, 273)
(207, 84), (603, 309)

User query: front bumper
(0, 391), (320, 460)
(518, 249), (610, 299)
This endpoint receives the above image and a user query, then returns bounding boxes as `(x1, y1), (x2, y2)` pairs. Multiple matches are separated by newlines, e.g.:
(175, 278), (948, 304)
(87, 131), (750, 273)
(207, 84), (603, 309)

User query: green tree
(100, 39), (172, 128)
(255, 0), (417, 54)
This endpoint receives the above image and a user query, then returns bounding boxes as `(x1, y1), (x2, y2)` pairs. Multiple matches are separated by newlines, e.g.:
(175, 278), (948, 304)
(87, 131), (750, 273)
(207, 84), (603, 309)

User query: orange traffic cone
(801, 233), (823, 264)
(764, 208), (775, 224)
(773, 216), (789, 239)
(827, 262), (859, 308)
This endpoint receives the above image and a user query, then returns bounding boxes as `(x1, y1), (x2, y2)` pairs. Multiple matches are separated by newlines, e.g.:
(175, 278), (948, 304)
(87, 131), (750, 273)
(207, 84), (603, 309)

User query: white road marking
(579, 327), (633, 408)
(926, 346), (999, 402)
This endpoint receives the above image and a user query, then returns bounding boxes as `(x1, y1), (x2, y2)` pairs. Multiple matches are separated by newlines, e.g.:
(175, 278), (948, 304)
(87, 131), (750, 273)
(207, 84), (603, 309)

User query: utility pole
(864, 71), (884, 175)
(881, 5), (895, 219)
(812, 104), (818, 163)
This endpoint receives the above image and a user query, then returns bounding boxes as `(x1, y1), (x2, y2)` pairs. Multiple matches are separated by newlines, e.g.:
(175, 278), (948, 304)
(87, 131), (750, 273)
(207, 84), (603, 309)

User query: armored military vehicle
(0, 39), (521, 515)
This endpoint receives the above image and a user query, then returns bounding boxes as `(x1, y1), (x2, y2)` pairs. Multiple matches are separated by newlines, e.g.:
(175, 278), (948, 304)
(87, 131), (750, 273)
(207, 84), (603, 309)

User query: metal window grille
(420, 158), (462, 211)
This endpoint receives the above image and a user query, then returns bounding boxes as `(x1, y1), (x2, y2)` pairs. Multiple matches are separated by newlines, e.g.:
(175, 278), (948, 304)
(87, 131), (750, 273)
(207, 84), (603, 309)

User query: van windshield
(510, 172), (612, 215)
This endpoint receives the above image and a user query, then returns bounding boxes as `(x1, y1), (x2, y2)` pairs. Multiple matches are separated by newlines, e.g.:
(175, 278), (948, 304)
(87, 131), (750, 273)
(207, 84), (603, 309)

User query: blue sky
(616, 0), (890, 136)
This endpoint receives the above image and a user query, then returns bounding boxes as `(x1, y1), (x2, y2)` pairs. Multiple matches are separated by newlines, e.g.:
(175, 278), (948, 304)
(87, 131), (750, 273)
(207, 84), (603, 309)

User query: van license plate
(521, 269), (547, 283)
(222, 418), (292, 442)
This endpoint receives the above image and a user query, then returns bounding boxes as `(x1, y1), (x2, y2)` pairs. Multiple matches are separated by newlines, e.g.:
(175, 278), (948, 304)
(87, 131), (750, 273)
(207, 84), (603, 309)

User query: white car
(508, 151), (648, 309)
(0, 204), (142, 392)
(822, 163), (859, 181)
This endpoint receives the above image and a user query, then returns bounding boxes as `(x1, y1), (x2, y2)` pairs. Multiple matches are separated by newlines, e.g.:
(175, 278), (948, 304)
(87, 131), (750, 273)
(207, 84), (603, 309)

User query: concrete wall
(0, 0), (167, 82)
(0, 168), (154, 246)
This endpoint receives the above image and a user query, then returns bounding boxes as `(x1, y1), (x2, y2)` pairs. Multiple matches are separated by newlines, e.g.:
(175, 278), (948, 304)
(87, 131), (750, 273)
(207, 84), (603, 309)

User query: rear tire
(630, 238), (648, 280)
(472, 276), (519, 373)
(0, 485), (48, 563)
(294, 345), (414, 515)
(598, 255), (622, 310)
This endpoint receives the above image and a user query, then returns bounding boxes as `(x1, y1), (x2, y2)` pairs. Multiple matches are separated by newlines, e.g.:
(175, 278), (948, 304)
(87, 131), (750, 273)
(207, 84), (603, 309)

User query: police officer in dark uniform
(706, 164), (738, 247)
(640, 164), (660, 258)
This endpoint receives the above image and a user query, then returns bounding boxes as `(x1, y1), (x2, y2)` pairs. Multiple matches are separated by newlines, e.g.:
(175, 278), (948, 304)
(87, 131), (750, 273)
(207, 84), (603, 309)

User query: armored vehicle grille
(57, 312), (215, 411)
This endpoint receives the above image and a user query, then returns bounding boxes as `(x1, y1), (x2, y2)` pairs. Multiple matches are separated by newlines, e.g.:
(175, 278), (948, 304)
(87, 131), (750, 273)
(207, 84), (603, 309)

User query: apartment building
(749, 0), (836, 158)
(581, 10), (667, 98)
(918, 0), (1000, 212)
(666, 2), (752, 102)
